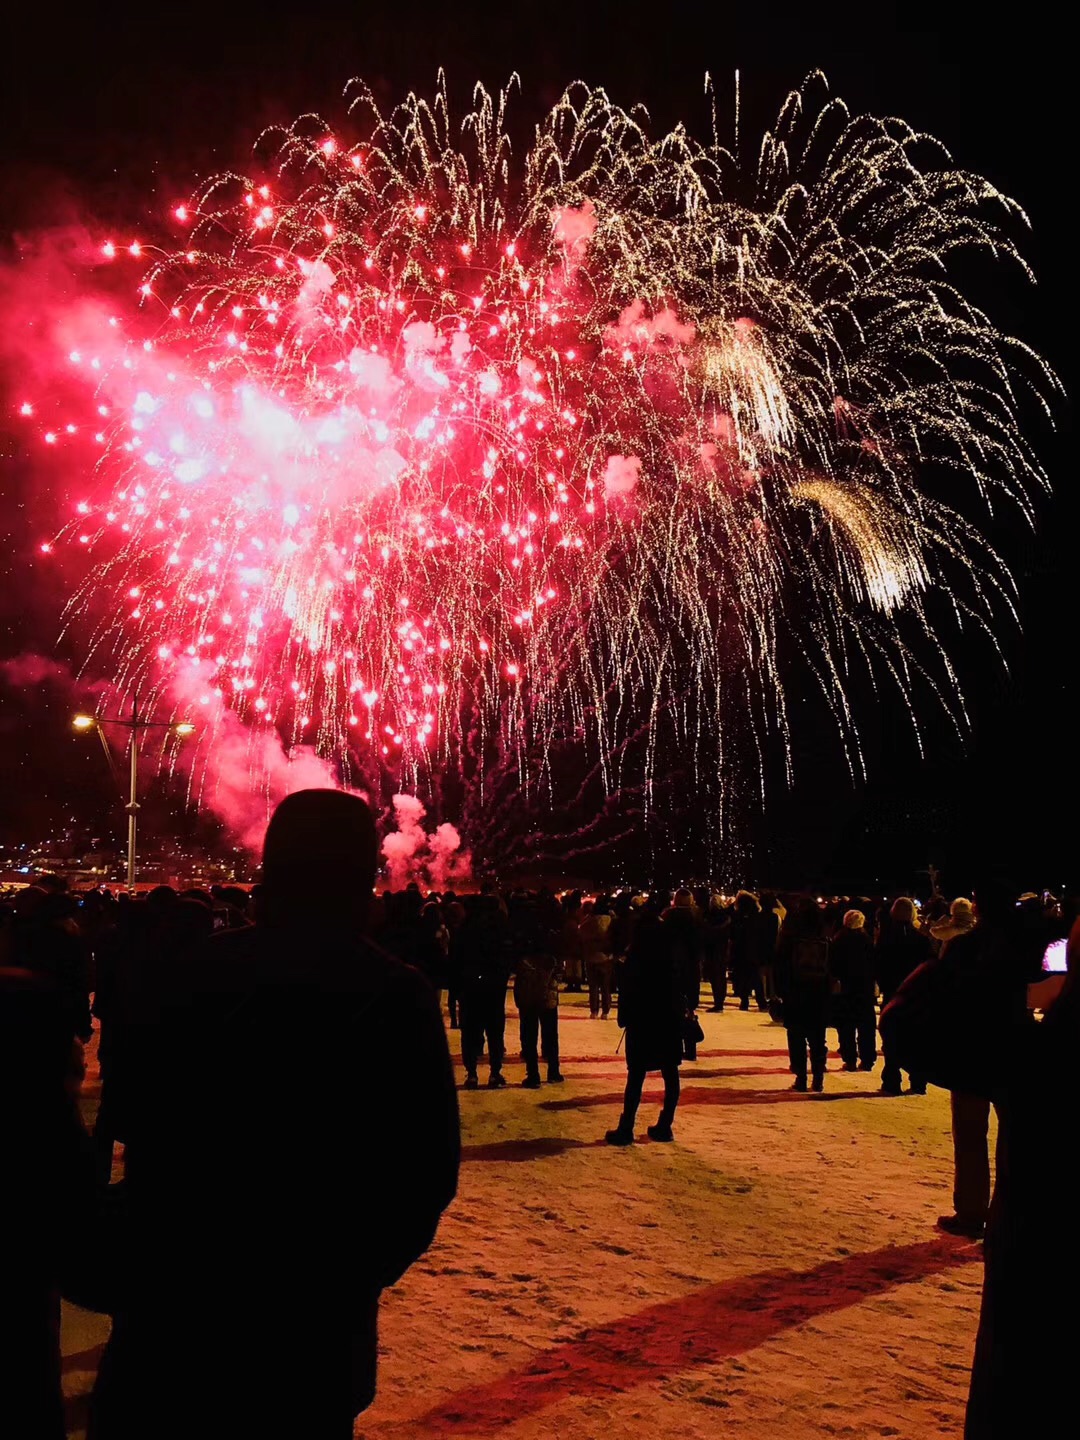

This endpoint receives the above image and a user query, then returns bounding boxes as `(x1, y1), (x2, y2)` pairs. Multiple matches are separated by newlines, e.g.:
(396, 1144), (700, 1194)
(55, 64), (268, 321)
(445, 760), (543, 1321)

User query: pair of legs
(836, 994), (877, 1069)
(708, 960), (728, 1010)
(519, 1006), (561, 1082)
(881, 1044), (926, 1095)
(786, 995), (828, 1088)
(460, 995), (506, 1082)
(734, 968), (765, 1011)
(586, 960), (613, 1018)
(758, 963), (777, 1007)
(615, 1062), (680, 1136)
(950, 1091), (994, 1228)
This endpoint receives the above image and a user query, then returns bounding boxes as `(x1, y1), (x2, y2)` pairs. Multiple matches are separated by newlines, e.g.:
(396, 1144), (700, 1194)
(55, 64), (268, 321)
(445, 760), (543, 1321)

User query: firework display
(21, 75), (1053, 840)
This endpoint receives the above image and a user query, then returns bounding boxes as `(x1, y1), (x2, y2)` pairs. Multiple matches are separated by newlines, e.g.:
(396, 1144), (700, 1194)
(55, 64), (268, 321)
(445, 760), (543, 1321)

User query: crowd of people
(367, 881), (1068, 1120)
(0, 798), (1075, 1439)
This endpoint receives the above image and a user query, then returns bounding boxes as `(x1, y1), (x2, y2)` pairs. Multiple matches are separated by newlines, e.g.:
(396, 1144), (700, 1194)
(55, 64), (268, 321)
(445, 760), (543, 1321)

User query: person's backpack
(513, 954), (553, 1012)
(792, 936), (830, 983)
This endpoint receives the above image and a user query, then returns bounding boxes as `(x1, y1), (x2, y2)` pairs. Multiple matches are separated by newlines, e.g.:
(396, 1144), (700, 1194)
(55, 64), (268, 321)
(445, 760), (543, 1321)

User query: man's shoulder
(188, 926), (433, 998)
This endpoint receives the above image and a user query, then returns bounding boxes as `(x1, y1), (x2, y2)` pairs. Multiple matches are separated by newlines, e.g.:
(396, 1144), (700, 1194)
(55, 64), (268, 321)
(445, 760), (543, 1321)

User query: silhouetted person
(881, 881), (1034, 1239)
(0, 968), (93, 1440)
(454, 894), (511, 1088)
(703, 897), (731, 1011)
(758, 892), (783, 1009)
(776, 897), (832, 1091)
(728, 890), (765, 1010)
(559, 891), (585, 991)
(875, 896), (933, 1095)
(6, 886), (92, 1044)
(663, 890), (704, 1056)
(510, 895), (563, 1088)
(92, 890), (213, 1180)
(965, 920), (1080, 1437)
(605, 903), (685, 1145)
(412, 900), (450, 1009)
(87, 790), (460, 1440)
(831, 908), (877, 1071)
(579, 897), (614, 1018)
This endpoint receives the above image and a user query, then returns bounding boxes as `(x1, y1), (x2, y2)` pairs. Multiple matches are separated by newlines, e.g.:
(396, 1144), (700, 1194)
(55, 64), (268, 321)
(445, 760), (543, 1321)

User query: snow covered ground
(63, 993), (989, 1437)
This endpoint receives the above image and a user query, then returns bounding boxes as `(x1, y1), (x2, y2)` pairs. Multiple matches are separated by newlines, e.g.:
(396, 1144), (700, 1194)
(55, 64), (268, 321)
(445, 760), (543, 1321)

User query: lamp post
(73, 695), (195, 892)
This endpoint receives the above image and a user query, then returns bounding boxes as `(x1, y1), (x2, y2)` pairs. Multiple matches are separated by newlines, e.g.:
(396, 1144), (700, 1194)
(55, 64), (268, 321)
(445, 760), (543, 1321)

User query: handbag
(684, 1014), (705, 1045)
(682, 1013), (705, 1058)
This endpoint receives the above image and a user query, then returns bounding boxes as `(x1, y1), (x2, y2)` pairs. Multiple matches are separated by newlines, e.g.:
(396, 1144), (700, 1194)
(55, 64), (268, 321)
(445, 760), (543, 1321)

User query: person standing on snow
(605, 899), (686, 1145)
(875, 896), (934, 1095)
(830, 908), (877, 1072)
(579, 897), (614, 1019)
(776, 897), (833, 1092)
(510, 895), (564, 1088)
(455, 893), (512, 1090)
(87, 790), (460, 1440)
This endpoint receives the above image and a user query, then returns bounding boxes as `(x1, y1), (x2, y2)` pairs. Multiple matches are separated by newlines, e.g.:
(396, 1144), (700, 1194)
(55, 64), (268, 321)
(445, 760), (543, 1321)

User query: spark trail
(15, 73), (1055, 856)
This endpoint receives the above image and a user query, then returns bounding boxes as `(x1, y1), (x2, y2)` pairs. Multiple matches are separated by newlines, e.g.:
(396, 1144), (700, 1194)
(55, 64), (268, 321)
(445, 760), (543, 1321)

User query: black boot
(791, 1075), (808, 1092)
(521, 1071), (542, 1089)
(605, 1118), (635, 1146)
(811, 1073), (824, 1092)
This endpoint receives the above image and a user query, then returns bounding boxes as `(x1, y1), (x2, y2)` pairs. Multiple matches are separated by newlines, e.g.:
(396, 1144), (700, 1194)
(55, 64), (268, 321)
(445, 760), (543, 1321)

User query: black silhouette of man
(89, 789), (460, 1439)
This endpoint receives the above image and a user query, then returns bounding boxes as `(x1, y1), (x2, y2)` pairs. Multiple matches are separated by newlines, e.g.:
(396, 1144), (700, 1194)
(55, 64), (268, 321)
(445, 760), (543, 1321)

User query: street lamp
(73, 695), (196, 892)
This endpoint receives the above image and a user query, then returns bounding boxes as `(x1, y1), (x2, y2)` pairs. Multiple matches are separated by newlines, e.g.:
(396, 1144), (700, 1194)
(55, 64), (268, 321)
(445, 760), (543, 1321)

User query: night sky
(0, 2), (1073, 891)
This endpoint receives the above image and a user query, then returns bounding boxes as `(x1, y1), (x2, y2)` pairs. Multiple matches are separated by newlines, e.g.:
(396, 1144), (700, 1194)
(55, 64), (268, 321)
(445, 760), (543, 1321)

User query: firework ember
(15, 75), (1054, 846)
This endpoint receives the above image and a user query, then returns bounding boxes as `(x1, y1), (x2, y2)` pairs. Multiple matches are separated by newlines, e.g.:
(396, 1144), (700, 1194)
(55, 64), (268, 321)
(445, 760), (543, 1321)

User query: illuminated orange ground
(64, 995), (987, 1438)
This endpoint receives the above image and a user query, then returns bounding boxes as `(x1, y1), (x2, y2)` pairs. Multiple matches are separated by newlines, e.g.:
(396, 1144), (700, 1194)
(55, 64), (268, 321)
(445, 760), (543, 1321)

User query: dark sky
(0, 1), (1073, 890)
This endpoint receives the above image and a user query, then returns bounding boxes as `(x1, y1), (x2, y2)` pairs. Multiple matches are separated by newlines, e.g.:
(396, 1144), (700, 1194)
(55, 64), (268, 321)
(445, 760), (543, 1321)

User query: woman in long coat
(605, 902), (687, 1145)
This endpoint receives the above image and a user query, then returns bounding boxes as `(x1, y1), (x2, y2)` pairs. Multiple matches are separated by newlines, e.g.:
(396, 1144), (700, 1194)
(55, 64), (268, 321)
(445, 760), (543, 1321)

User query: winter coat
(579, 912), (613, 967)
(759, 908), (781, 958)
(452, 901), (512, 997)
(607, 911), (635, 961)
(510, 902), (559, 1011)
(1, 969), (95, 1440)
(559, 914), (584, 980)
(617, 915), (685, 1072)
(776, 913), (832, 1001)
(513, 953), (559, 1012)
(662, 907), (704, 1011)
(875, 923), (934, 1001)
(966, 980), (1079, 1437)
(86, 924), (460, 1438)
(829, 928), (876, 999)
(879, 922), (1032, 1099)
(728, 908), (762, 990)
